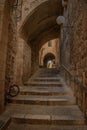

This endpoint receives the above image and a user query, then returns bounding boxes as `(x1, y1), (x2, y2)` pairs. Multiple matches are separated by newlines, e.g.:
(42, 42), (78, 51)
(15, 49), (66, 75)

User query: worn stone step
(20, 90), (72, 96)
(38, 68), (59, 73)
(11, 114), (85, 125)
(10, 95), (76, 105)
(27, 82), (63, 87)
(33, 77), (61, 82)
(35, 68), (60, 77)
(20, 86), (73, 96)
(37, 75), (59, 77)
(6, 104), (86, 126)
(6, 123), (87, 130)
(6, 104), (84, 117)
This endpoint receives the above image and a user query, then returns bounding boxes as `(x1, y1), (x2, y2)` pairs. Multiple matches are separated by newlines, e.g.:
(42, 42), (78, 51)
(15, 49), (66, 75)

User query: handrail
(61, 65), (72, 76)
(61, 64), (87, 117)
(61, 64), (87, 91)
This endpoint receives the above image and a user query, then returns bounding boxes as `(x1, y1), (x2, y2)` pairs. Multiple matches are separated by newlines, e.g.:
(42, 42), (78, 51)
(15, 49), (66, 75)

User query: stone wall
(31, 46), (39, 75)
(0, 0), (27, 113)
(61, 0), (87, 83)
(5, 20), (17, 87)
(14, 37), (24, 85)
(0, 0), (17, 113)
(0, 0), (7, 113)
(22, 42), (31, 84)
(14, 36), (32, 85)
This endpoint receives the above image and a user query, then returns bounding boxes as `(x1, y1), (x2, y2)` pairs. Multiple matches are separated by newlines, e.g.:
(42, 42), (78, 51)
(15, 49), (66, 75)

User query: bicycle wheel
(9, 84), (20, 97)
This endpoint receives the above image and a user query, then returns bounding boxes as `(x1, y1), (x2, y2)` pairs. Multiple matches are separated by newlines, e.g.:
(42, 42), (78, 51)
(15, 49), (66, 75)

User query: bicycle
(5, 84), (20, 105)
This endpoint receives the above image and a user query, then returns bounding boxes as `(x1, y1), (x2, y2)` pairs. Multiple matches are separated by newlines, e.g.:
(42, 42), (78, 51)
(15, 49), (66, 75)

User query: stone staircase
(6, 68), (87, 130)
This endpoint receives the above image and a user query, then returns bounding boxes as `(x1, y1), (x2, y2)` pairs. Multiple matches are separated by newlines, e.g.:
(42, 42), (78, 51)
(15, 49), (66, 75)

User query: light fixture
(56, 16), (73, 28)
(56, 15), (73, 36)
(56, 16), (65, 25)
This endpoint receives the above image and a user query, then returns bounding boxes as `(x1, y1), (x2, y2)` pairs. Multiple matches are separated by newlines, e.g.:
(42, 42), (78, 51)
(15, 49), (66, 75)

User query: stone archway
(19, 0), (63, 74)
(43, 53), (55, 67)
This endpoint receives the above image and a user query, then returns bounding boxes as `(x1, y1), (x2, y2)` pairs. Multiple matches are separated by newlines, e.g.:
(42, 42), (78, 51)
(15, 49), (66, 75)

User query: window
(48, 41), (52, 47)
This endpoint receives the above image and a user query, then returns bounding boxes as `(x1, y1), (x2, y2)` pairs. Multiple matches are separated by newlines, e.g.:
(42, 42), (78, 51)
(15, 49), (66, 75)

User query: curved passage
(20, 0), (63, 49)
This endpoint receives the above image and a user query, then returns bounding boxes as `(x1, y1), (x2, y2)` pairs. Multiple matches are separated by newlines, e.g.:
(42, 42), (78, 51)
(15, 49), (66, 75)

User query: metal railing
(61, 65), (87, 117)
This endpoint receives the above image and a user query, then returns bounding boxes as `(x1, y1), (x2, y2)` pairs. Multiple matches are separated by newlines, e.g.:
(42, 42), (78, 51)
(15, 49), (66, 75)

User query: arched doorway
(20, 0), (63, 74)
(43, 53), (55, 68)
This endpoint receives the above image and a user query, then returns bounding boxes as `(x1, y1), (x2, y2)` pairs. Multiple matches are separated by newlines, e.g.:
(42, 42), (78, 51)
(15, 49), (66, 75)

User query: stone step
(35, 68), (60, 77)
(20, 90), (72, 96)
(10, 95), (76, 105)
(36, 72), (59, 76)
(7, 105), (85, 125)
(20, 86), (73, 96)
(6, 104), (84, 117)
(11, 114), (85, 125)
(6, 104), (86, 126)
(38, 68), (59, 73)
(26, 82), (63, 87)
(38, 72), (59, 75)
(37, 75), (59, 77)
(33, 77), (61, 82)
(6, 123), (87, 130)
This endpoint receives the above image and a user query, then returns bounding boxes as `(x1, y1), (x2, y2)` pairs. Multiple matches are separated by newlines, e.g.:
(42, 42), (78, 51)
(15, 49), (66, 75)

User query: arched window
(48, 41), (52, 47)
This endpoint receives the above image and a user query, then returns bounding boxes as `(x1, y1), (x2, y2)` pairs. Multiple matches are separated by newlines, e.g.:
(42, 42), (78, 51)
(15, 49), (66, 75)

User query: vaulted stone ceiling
(20, 0), (63, 50)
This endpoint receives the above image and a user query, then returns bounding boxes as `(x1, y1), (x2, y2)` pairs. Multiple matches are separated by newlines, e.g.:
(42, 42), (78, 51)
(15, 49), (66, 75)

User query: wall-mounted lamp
(56, 16), (65, 25)
(56, 16), (73, 28)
